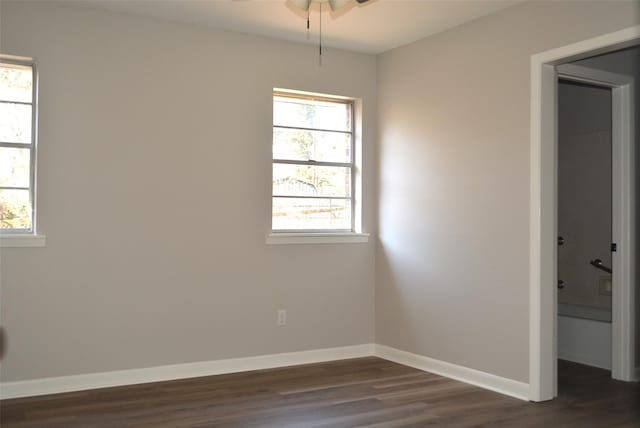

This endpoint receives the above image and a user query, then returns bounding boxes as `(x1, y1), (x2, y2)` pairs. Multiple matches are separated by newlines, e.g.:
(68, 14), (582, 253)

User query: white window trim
(0, 234), (46, 247)
(271, 89), (363, 236)
(0, 54), (42, 244)
(266, 232), (369, 245)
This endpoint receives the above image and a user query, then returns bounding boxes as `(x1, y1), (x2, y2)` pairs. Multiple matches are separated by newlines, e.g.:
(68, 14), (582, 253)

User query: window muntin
(0, 60), (36, 233)
(273, 128), (351, 163)
(272, 92), (354, 232)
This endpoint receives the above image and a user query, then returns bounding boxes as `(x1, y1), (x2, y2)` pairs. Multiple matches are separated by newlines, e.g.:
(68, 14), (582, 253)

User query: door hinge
(611, 243), (617, 252)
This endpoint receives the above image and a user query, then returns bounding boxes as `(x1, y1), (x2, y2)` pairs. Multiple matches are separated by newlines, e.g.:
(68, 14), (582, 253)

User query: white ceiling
(73, 0), (524, 54)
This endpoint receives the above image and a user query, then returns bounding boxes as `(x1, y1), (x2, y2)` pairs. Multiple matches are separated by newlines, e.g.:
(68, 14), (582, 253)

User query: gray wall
(0, 1), (377, 382)
(573, 46), (640, 374)
(376, 0), (639, 383)
(557, 81), (612, 313)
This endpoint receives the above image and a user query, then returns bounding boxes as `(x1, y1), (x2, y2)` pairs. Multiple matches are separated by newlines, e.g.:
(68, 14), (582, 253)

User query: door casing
(529, 26), (639, 402)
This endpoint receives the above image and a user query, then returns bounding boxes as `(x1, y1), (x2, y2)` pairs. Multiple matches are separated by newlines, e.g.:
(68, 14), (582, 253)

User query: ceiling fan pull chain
(319, 2), (322, 66)
(306, 7), (310, 40)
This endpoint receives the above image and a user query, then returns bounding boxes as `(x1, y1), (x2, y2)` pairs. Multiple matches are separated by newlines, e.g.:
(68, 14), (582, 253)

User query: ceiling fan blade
(288, 0), (312, 11)
(328, 0), (351, 10)
(354, 0), (370, 3)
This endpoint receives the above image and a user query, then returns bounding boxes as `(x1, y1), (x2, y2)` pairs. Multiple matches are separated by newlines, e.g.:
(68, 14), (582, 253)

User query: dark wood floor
(1, 358), (639, 427)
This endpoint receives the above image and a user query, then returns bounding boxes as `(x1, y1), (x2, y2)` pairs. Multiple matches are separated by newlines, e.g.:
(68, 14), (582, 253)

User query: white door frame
(529, 26), (640, 402)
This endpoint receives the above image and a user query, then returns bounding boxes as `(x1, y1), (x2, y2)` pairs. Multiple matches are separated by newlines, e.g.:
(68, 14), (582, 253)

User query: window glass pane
(0, 189), (31, 230)
(273, 164), (351, 197)
(272, 197), (351, 230)
(274, 96), (351, 132)
(0, 103), (32, 143)
(273, 128), (351, 163)
(0, 147), (30, 187)
(0, 64), (32, 103)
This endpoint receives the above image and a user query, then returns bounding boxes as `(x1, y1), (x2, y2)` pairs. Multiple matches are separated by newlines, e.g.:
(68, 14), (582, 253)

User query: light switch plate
(599, 277), (612, 296)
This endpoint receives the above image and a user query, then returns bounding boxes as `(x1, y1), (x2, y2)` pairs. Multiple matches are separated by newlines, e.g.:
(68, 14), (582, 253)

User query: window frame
(272, 90), (356, 233)
(0, 56), (38, 235)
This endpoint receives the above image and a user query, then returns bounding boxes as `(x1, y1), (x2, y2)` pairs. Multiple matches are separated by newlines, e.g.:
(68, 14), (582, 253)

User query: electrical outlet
(277, 310), (287, 326)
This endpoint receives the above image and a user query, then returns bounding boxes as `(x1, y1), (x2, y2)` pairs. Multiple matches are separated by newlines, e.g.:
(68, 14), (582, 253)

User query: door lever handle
(589, 259), (612, 274)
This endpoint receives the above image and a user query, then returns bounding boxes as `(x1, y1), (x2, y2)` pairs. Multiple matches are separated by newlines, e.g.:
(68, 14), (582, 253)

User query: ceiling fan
(285, 0), (372, 65)
(289, 0), (371, 11)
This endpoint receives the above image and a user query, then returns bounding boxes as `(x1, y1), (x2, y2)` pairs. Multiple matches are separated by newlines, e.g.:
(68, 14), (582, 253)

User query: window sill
(266, 232), (369, 245)
(0, 234), (46, 248)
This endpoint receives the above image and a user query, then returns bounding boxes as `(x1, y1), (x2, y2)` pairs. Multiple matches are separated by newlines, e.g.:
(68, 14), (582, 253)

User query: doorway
(529, 27), (639, 402)
(557, 77), (613, 371)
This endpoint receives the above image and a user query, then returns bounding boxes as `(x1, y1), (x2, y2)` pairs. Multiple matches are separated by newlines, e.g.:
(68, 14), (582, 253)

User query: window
(272, 91), (355, 232)
(0, 58), (37, 234)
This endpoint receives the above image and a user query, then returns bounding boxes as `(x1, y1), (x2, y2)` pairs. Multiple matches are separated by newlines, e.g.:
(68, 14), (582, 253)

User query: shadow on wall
(375, 234), (450, 356)
(375, 240), (425, 353)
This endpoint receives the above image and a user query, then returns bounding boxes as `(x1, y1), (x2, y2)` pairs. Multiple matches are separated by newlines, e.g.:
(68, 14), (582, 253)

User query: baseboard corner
(373, 344), (530, 401)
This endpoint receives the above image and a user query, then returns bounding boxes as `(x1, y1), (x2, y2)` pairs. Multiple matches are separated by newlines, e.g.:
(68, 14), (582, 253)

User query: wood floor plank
(1, 358), (638, 427)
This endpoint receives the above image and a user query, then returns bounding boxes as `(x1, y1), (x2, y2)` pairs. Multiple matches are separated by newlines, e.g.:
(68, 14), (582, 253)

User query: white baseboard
(374, 345), (530, 401)
(1, 344), (532, 401)
(0, 344), (375, 400)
